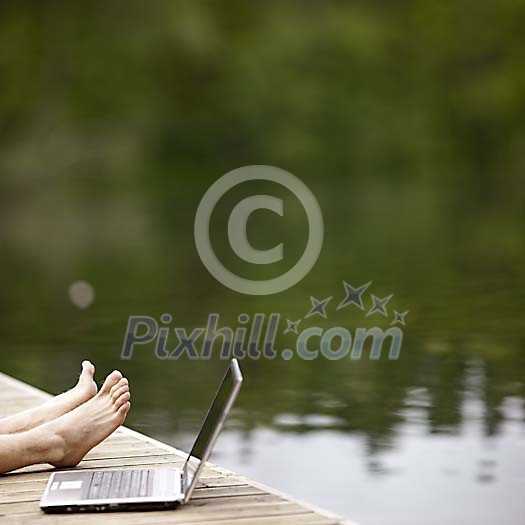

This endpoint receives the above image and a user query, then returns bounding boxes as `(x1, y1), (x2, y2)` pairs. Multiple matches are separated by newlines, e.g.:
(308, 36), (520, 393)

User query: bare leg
(0, 371), (130, 474)
(0, 361), (97, 434)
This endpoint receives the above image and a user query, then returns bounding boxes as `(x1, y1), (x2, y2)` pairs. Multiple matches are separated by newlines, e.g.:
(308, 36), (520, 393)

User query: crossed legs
(0, 362), (131, 474)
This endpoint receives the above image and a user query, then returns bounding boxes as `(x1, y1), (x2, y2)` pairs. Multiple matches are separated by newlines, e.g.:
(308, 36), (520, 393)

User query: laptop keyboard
(87, 469), (153, 500)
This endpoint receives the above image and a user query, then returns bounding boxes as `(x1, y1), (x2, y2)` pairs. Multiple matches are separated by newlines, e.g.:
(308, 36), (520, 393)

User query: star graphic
(391, 310), (409, 326)
(337, 281), (372, 311)
(283, 319), (301, 334)
(366, 294), (393, 316)
(305, 296), (332, 319)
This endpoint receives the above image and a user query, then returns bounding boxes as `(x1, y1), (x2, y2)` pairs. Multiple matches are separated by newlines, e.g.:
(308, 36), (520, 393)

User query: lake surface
(1, 175), (523, 525)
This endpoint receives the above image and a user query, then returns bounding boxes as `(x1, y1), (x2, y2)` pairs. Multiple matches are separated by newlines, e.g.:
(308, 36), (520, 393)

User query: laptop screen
(182, 359), (243, 501)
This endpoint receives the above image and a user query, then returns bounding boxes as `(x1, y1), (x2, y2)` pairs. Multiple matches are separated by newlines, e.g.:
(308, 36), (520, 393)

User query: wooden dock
(0, 371), (354, 525)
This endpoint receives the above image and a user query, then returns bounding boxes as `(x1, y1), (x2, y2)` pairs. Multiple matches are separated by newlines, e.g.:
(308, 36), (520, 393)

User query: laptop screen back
(182, 359), (242, 502)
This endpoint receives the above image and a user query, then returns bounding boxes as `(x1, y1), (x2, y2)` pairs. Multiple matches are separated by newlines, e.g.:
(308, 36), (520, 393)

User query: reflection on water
(157, 360), (525, 525)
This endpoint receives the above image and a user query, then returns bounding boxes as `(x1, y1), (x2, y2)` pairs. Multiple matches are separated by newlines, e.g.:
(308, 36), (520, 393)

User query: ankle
(26, 426), (67, 466)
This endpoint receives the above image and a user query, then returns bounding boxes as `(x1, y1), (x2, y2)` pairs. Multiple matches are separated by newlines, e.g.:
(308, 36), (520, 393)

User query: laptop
(40, 359), (243, 513)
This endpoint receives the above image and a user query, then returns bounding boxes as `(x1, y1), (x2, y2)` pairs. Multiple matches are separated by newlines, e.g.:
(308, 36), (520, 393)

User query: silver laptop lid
(182, 359), (243, 502)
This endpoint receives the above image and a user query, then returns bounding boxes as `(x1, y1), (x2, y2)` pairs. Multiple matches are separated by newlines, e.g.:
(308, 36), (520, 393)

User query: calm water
(1, 176), (524, 525)
(1, 3), (524, 522)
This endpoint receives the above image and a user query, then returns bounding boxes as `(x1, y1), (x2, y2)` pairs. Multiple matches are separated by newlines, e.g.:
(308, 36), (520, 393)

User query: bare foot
(59, 360), (98, 408)
(0, 361), (98, 434)
(44, 370), (131, 467)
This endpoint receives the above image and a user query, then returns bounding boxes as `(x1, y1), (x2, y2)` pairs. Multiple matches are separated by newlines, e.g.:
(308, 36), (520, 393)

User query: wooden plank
(0, 371), (354, 525)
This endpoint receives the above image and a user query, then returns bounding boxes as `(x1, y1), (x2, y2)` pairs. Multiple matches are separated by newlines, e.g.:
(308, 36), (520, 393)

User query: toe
(115, 391), (131, 410)
(118, 401), (131, 417)
(100, 370), (123, 393)
(111, 384), (130, 401)
(80, 361), (95, 378)
(110, 378), (128, 396)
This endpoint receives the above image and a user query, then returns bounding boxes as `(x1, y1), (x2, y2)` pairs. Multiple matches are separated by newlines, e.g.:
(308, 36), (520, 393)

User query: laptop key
(109, 470), (123, 499)
(129, 470), (140, 498)
(88, 471), (104, 499)
(100, 471), (113, 498)
(119, 470), (131, 498)
(139, 470), (150, 497)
